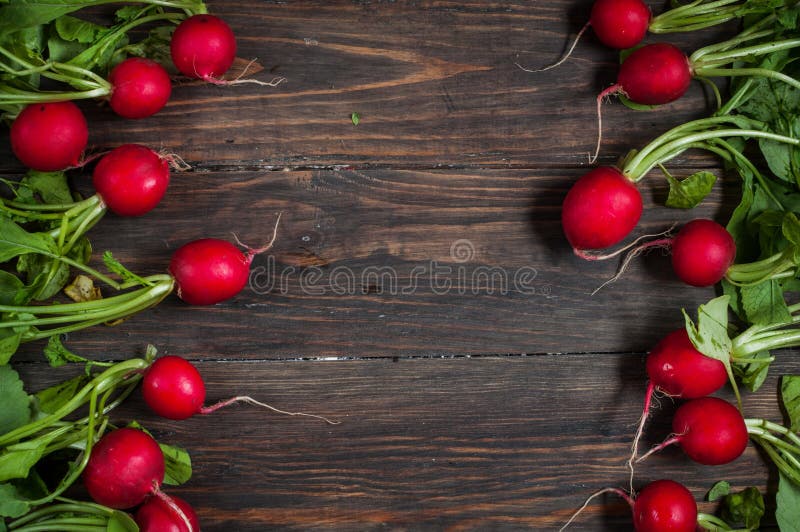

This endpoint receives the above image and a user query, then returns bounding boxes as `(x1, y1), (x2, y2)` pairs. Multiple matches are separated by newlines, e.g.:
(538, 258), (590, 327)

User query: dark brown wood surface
(3, 1), (794, 530)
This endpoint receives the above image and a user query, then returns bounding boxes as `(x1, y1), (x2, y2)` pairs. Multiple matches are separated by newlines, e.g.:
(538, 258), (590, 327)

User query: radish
(92, 144), (171, 217)
(671, 219), (736, 287)
(168, 238), (255, 305)
(639, 396), (749, 466)
(561, 478), (697, 531)
(10, 101), (88, 171)
(83, 427), (166, 509)
(590, 0), (651, 50)
(136, 494), (200, 532)
(646, 328), (728, 399)
(170, 14), (237, 82)
(108, 57), (172, 119)
(141, 355), (339, 423)
(561, 166), (643, 252)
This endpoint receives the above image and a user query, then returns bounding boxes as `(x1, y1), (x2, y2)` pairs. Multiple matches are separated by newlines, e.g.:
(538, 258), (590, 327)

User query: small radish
(561, 479), (697, 531)
(10, 101), (88, 171)
(646, 328), (728, 400)
(168, 238), (255, 305)
(590, 0), (651, 49)
(639, 396), (748, 466)
(671, 219), (736, 287)
(561, 166), (643, 252)
(591, 219), (736, 292)
(141, 355), (339, 423)
(92, 144), (171, 217)
(83, 427), (165, 509)
(170, 14), (236, 81)
(631, 479), (697, 532)
(136, 494), (200, 532)
(108, 57), (172, 119)
(604, 43), (693, 106)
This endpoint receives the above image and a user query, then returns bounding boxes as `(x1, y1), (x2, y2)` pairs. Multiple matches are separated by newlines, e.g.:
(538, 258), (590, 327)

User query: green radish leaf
(121, 25), (175, 70)
(0, 217), (57, 262)
(707, 480), (731, 501)
(665, 170), (716, 209)
(0, 365), (31, 436)
(161, 442), (192, 485)
(351, 112), (360, 126)
(54, 14), (105, 44)
(781, 375), (800, 433)
(0, 438), (53, 482)
(720, 486), (764, 530)
(0, 0), (118, 35)
(759, 139), (794, 183)
(107, 510), (139, 532)
(733, 351), (771, 392)
(684, 295), (732, 362)
(18, 171), (73, 205)
(0, 271), (34, 306)
(43, 335), (89, 368)
(103, 251), (151, 287)
(741, 279), (791, 325)
(0, 483), (30, 518)
(17, 254), (70, 302)
(34, 373), (88, 415)
(777, 472), (800, 532)
(0, 332), (22, 366)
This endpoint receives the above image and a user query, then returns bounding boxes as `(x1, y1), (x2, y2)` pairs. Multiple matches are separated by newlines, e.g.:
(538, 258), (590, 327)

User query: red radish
(640, 397), (748, 466)
(141, 355), (339, 423)
(606, 43), (693, 105)
(10, 101), (88, 171)
(632, 479), (697, 532)
(168, 238), (253, 305)
(561, 166), (643, 252)
(83, 427), (165, 509)
(561, 479), (697, 531)
(671, 218), (736, 287)
(108, 57), (172, 119)
(170, 14), (236, 81)
(136, 494), (200, 532)
(646, 328), (728, 399)
(142, 356), (206, 420)
(590, 0), (651, 49)
(92, 144), (171, 217)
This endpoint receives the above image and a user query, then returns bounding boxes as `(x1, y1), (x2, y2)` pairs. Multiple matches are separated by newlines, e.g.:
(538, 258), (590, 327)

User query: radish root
(199, 395), (340, 425)
(591, 83), (625, 164)
(515, 22), (591, 73)
(559, 486), (634, 531)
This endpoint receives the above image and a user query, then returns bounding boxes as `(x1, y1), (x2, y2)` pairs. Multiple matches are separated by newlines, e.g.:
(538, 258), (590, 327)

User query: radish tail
(559, 486), (634, 531)
(591, 84), (624, 164)
(591, 236), (674, 295)
(515, 22), (590, 73)
(199, 395), (340, 425)
(636, 434), (681, 463)
(628, 381), (655, 493)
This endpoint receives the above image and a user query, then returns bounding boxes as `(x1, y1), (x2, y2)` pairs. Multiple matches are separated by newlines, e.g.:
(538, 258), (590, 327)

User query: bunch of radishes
(0, 5), (296, 531)
(554, 0), (800, 529)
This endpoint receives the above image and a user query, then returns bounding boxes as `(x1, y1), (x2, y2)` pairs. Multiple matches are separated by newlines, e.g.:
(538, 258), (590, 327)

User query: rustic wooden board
(14, 355), (798, 531)
(0, 0), (789, 531)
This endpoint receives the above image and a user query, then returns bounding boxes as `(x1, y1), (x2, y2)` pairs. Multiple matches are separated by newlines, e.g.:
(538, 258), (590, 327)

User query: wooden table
(4, 1), (798, 530)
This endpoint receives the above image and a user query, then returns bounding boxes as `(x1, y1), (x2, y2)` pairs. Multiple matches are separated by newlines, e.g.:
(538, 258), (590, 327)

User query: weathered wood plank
(13, 354), (797, 531)
(12, 166), (736, 362)
(0, 1), (734, 171)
